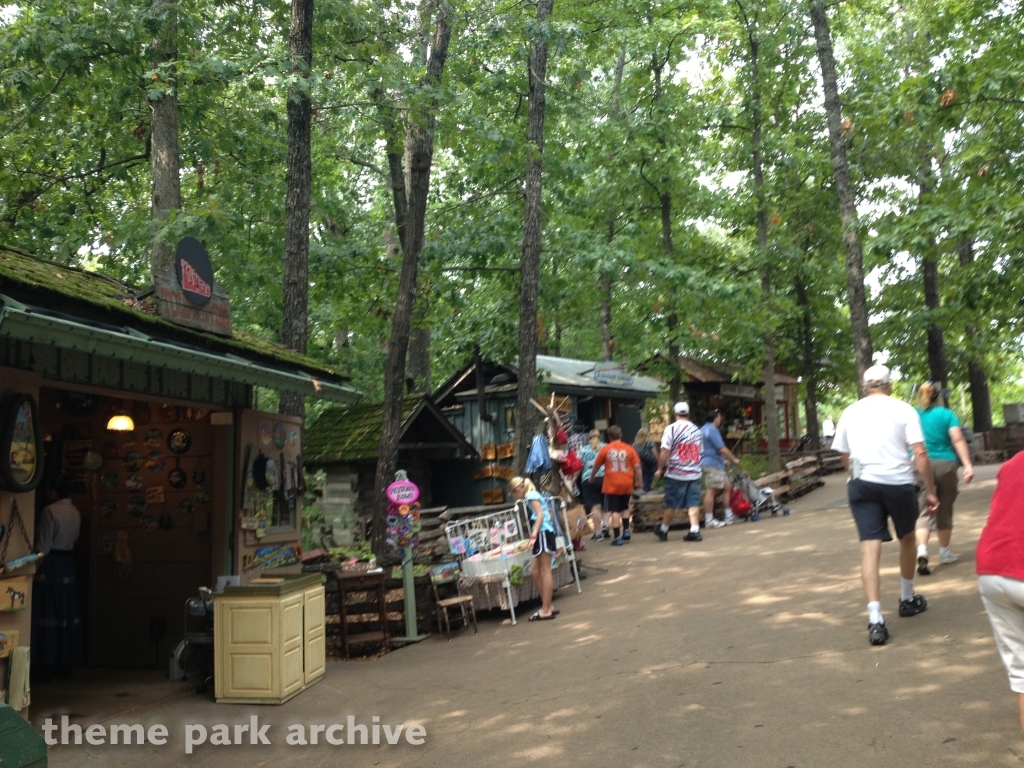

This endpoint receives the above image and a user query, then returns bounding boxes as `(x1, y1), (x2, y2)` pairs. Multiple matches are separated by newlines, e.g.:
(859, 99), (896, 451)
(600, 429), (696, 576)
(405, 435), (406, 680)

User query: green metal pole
(399, 549), (426, 642)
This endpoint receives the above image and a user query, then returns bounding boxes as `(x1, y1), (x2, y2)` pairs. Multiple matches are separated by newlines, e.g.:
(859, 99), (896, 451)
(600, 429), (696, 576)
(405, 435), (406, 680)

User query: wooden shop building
(303, 394), (479, 540)
(642, 354), (802, 448)
(0, 245), (360, 712)
(431, 354), (663, 503)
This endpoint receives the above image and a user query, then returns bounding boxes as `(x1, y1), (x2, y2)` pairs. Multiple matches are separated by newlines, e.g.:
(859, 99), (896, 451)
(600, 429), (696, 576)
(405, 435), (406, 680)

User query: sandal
(529, 611), (556, 621)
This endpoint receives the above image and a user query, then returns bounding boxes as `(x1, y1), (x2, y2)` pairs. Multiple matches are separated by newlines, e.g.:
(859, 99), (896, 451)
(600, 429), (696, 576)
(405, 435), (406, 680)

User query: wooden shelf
(334, 572), (390, 659)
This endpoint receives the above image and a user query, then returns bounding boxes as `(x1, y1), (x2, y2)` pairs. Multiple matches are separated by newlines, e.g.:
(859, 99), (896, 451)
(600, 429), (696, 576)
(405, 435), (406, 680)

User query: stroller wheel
(751, 513), (760, 522)
(783, 508), (790, 516)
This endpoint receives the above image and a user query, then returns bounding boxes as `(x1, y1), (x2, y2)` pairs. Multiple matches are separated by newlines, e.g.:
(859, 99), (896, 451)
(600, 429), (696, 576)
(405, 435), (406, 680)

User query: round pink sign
(386, 478), (420, 505)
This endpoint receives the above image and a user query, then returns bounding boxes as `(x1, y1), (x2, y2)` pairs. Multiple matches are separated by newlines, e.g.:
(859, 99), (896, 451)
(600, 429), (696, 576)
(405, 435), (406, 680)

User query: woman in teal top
(509, 476), (559, 621)
(578, 429), (607, 539)
(914, 382), (975, 575)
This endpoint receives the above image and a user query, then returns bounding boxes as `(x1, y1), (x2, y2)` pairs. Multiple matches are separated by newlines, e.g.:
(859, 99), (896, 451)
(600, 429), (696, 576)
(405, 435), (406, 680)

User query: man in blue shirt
(701, 410), (741, 528)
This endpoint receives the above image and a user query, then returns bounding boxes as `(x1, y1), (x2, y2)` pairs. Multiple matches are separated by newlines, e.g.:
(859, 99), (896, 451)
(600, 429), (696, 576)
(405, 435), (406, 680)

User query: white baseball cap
(674, 401), (690, 415)
(863, 364), (892, 386)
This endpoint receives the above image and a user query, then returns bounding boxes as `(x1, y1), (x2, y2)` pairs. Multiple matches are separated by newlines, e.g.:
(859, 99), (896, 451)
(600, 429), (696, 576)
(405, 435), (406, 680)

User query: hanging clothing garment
(525, 435), (552, 474)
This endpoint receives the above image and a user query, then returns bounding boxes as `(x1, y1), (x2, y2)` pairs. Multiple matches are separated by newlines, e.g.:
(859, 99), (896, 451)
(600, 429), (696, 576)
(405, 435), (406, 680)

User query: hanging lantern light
(106, 413), (135, 432)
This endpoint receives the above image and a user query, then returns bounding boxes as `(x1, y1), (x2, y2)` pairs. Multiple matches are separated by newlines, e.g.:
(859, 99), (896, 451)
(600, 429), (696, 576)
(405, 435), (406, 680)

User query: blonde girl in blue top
(509, 476), (558, 621)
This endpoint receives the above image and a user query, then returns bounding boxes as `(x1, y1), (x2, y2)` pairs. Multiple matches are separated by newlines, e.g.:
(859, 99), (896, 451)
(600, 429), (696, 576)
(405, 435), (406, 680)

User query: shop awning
(0, 295), (361, 404)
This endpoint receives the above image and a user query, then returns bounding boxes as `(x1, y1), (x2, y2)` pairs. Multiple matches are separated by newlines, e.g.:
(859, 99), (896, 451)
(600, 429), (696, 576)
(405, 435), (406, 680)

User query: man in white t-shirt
(653, 402), (704, 542)
(832, 364), (939, 646)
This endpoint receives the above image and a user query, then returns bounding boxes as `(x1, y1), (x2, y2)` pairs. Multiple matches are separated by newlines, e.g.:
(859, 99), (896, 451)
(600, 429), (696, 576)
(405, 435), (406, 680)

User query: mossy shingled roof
(305, 395), (424, 464)
(0, 245), (347, 381)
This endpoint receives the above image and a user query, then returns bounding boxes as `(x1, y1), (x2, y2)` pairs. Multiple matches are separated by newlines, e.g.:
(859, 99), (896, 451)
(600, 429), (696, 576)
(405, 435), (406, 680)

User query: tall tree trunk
(661, 194), (681, 404)
(919, 158), (947, 397)
(371, 6), (454, 557)
(149, 0), (180, 277)
(513, 0), (554, 475)
(599, 271), (613, 361)
(552, 258), (562, 355)
(745, 21), (782, 472)
(809, 0), (873, 392)
(649, 56), (681, 403)
(280, 0), (315, 418)
(407, 326), (431, 393)
(596, 46), (625, 366)
(957, 236), (992, 431)
(600, 219), (614, 361)
(795, 273), (820, 452)
(922, 249), (948, 393)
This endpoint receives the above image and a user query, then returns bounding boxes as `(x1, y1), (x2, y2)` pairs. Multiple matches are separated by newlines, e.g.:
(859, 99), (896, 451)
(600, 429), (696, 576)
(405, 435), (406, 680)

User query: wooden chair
(430, 562), (477, 641)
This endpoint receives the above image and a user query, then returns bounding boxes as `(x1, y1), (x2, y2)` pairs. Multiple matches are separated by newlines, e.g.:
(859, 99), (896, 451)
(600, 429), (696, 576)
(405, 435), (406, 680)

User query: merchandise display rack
(444, 496), (582, 624)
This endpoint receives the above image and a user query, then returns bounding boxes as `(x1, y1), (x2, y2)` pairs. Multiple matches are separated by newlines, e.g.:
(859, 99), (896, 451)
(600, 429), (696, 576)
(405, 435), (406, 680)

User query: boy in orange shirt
(592, 425), (642, 546)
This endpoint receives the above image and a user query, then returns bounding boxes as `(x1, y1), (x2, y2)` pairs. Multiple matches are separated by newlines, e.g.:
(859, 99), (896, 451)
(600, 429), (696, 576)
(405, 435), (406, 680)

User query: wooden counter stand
(334, 571), (390, 658)
(214, 574), (325, 704)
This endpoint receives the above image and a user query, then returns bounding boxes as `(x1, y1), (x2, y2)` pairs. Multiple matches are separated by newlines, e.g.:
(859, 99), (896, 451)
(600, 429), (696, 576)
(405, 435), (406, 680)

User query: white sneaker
(705, 518), (726, 529)
(939, 550), (959, 565)
(723, 514), (736, 525)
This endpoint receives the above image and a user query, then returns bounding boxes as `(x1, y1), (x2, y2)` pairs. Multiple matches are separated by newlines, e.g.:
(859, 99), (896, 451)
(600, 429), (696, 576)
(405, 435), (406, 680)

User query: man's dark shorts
(664, 477), (702, 510)
(581, 478), (603, 509)
(603, 493), (631, 514)
(848, 478), (919, 541)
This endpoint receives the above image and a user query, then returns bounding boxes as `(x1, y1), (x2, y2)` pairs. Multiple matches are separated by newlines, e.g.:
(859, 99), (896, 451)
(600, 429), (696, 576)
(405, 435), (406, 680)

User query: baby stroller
(726, 465), (789, 521)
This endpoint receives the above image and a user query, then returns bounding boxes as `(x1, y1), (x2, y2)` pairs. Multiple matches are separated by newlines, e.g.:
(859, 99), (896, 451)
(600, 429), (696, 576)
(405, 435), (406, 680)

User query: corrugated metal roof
(536, 356), (663, 395)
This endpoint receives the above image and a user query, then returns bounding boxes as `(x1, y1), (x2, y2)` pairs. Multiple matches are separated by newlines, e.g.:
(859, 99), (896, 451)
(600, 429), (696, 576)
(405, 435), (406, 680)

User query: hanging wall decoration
(123, 451), (143, 471)
(157, 404), (179, 424)
(167, 429), (191, 455)
(84, 450), (104, 472)
(252, 452), (278, 490)
(0, 576), (28, 612)
(168, 459), (187, 489)
(0, 393), (43, 492)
